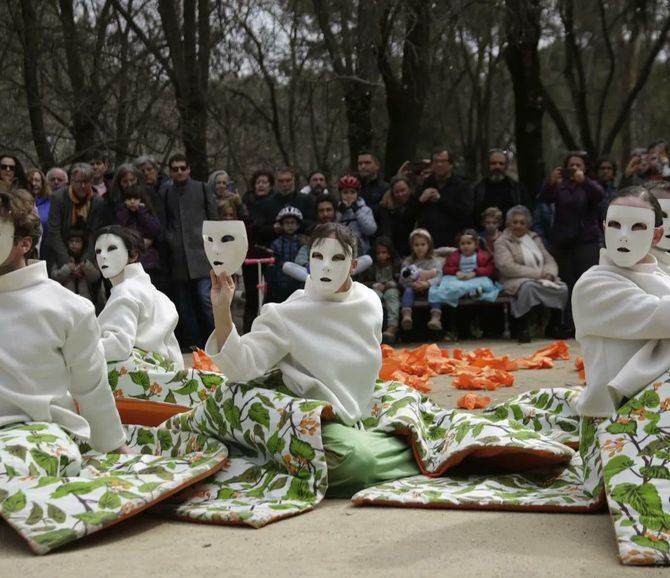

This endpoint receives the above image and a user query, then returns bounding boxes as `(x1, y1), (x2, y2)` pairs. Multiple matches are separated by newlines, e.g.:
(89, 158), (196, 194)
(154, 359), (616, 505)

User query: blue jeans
(401, 286), (440, 310)
(173, 278), (214, 349)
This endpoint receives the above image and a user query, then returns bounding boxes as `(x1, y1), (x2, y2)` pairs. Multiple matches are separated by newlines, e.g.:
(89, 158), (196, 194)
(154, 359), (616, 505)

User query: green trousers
(322, 423), (421, 498)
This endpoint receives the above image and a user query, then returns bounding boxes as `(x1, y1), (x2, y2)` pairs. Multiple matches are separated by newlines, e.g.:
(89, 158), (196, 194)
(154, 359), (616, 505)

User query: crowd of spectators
(1, 140), (668, 346)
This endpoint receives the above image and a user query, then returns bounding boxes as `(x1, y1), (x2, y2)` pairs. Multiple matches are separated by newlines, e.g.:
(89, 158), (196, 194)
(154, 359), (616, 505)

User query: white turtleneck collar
(0, 261), (48, 293)
(598, 248), (658, 274)
(304, 275), (354, 302)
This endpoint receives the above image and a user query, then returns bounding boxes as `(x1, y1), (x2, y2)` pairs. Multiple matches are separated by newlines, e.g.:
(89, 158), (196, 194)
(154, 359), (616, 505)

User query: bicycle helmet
(337, 175), (361, 191)
(276, 205), (303, 222)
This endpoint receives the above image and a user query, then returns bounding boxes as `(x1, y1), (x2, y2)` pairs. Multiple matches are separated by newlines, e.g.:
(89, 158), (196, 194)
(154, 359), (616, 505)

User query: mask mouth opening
(320, 277), (332, 282)
(213, 260), (224, 266)
(101, 264), (109, 269)
(617, 247), (630, 253)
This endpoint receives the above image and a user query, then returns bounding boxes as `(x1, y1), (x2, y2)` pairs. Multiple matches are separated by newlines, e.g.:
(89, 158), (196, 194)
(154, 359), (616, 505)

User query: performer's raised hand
(210, 270), (236, 312)
(210, 270), (236, 349)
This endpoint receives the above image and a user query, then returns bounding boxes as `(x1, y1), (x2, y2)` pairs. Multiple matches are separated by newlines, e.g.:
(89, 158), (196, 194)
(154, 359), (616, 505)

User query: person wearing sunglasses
(0, 154), (28, 191)
(161, 153), (219, 350)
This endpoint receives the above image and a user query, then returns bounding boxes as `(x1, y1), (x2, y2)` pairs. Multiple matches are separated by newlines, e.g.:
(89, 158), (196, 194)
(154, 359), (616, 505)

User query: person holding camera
(537, 152), (604, 337)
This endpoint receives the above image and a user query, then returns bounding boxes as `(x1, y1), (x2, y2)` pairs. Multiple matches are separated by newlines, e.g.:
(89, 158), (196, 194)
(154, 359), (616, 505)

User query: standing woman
(377, 176), (420, 258)
(0, 154), (28, 191)
(26, 167), (52, 260)
(208, 169), (247, 221)
(537, 151), (603, 336)
(241, 169), (276, 332)
(102, 164), (144, 225)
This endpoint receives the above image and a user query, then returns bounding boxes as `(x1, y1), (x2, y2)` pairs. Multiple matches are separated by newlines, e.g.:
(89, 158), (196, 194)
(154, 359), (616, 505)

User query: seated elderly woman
(493, 205), (568, 343)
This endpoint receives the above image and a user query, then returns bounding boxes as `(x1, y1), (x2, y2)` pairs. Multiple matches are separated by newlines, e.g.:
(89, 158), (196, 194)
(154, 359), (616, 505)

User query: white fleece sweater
(205, 278), (383, 425)
(573, 249), (670, 417)
(0, 261), (126, 452)
(98, 263), (183, 368)
(651, 247), (670, 276)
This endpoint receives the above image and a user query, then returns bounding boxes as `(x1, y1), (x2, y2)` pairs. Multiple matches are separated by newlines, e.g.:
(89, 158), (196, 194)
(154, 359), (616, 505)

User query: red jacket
(443, 248), (495, 277)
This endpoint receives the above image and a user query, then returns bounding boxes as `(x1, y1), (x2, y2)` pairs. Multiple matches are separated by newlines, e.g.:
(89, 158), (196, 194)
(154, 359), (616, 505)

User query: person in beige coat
(494, 205), (568, 342)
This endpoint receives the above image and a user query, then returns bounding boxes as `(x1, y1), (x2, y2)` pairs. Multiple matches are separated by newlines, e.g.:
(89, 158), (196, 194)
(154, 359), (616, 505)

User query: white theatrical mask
(656, 199), (670, 251)
(202, 220), (248, 275)
(604, 205), (656, 268)
(0, 219), (14, 265)
(309, 237), (353, 296)
(95, 233), (129, 280)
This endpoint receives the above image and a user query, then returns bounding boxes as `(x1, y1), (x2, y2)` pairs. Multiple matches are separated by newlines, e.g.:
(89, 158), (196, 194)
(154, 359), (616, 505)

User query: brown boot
(401, 308), (413, 331)
(427, 309), (442, 331)
(382, 325), (398, 344)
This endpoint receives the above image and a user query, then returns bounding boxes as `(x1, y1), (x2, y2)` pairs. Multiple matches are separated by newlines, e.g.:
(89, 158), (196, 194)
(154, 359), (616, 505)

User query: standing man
(299, 170), (329, 197)
(46, 163), (104, 269)
(46, 167), (69, 193)
(162, 153), (219, 349)
(88, 150), (112, 198)
(357, 150), (388, 213)
(417, 148), (472, 248)
(263, 168), (315, 236)
(472, 149), (529, 220)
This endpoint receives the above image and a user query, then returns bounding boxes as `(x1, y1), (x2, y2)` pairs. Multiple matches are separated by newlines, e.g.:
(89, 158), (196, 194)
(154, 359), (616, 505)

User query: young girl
(360, 237), (401, 343)
(114, 184), (162, 279)
(399, 228), (443, 331)
(429, 229), (500, 308)
(480, 207), (503, 254)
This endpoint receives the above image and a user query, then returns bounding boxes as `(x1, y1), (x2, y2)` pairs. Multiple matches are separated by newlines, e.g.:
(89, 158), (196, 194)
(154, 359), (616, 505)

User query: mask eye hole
(311, 251), (323, 260)
(95, 248), (101, 255)
(108, 244), (118, 251)
(607, 220), (621, 230)
(632, 223), (648, 231)
(332, 254), (346, 261)
(221, 235), (235, 243)
(207, 236), (214, 242)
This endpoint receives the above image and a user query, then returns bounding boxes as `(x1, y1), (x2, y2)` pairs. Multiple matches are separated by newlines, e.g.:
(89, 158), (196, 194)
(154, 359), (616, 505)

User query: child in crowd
(336, 175), (377, 255)
(429, 229), (500, 307)
(114, 184), (162, 279)
(399, 228), (443, 331)
(268, 206), (304, 302)
(480, 207), (503, 254)
(51, 227), (102, 307)
(360, 237), (401, 343)
(219, 199), (238, 220)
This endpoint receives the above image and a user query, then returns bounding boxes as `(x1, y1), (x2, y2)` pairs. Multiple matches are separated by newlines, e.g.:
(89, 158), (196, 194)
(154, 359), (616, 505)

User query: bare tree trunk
(504, 0), (545, 199)
(15, 0), (55, 169)
(58, 0), (113, 159)
(378, 0), (431, 175)
(311, 0), (377, 169)
(157, 0), (210, 180)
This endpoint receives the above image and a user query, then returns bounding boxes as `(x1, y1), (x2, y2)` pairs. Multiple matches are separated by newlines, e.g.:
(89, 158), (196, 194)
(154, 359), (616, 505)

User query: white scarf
(519, 234), (543, 270)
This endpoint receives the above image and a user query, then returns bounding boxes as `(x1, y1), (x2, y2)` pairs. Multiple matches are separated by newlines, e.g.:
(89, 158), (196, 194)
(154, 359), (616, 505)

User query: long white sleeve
(62, 305), (126, 452)
(98, 295), (140, 362)
(205, 304), (290, 382)
(573, 269), (670, 340)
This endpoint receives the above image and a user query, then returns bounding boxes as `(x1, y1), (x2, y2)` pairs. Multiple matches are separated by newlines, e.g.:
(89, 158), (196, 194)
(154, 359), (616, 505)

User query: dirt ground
(1, 338), (667, 577)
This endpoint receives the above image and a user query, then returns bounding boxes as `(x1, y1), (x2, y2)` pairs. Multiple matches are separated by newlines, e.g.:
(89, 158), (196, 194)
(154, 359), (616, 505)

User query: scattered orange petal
(379, 341), (570, 393)
(457, 393), (492, 410)
(192, 348), (220, 372)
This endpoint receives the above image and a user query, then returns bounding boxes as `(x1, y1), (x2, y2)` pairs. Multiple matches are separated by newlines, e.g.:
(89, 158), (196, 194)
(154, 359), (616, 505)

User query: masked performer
(206, 222), (420, 496)
(573, 186), (670, 416)
(96, 225), (183, 369)
(0, 190), (126, 454)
